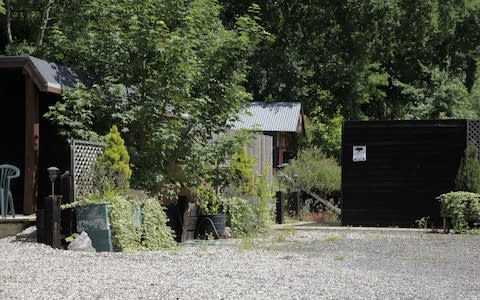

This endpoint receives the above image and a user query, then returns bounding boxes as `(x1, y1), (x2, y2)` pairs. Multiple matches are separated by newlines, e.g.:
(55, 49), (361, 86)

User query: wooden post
(24, 76), (39, 215)
(276, 191), (284, 224)
(37, 196), (62, 248)
(288, 190), (300, 219)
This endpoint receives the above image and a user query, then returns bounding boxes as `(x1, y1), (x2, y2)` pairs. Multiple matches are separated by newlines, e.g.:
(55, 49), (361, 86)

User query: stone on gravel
(15, 226), (37, 240)
(222, 226), (232, 239)
(67, 231), (96, 252)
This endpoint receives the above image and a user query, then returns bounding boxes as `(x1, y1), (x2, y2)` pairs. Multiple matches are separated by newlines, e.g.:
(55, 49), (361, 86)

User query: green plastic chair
(0, 164), (20, 218)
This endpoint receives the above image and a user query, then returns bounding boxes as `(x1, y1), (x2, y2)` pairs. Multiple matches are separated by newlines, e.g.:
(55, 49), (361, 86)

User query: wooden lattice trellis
(467, 120), (480, 151)
(71, 140), (105, 201)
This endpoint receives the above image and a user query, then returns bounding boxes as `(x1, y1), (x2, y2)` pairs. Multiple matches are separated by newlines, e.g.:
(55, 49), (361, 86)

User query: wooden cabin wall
(0, 69), (25, 212)
(342, 120), (466, 227)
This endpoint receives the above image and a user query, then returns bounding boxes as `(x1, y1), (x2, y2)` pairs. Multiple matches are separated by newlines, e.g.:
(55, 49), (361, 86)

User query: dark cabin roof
(0, 55), (94, 94)
(231, 102), (305, 133)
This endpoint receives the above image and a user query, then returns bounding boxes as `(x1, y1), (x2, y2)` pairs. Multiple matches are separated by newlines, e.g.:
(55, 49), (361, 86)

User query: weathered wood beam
(24, 76), (39, 215)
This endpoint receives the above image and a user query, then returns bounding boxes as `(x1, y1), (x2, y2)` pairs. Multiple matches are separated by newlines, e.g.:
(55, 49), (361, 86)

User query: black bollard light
(47, 167), (60, 198)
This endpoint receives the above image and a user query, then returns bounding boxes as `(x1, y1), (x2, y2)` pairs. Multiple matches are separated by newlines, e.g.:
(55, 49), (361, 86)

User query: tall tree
(42, 0), (265, 198)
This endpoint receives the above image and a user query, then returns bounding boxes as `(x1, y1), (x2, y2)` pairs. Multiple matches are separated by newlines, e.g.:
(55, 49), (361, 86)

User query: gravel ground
(1, 228), (480, 299)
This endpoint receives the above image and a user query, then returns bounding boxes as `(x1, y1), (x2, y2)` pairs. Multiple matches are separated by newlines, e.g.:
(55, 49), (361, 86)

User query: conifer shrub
(455, 143), (480, 193)
(96, 125), (132, 191)
(230, 148), (256, 195)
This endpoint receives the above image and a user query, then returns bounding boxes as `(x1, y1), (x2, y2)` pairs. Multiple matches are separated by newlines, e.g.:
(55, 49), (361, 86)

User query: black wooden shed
(341, 119), (478, 227)
(0, 56), (91, 215)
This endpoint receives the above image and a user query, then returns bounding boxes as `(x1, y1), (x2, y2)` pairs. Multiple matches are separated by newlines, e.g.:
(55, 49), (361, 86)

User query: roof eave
(0, 56), (63, 94)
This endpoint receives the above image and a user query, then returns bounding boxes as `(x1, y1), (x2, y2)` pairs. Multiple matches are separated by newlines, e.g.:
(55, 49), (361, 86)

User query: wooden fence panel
(342, 120), (467, 227)
(245, 134), (273, 186)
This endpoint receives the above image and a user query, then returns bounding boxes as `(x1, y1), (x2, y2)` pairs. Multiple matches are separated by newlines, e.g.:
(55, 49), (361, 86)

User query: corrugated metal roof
(0, 56), (95, 93)
(232, 102), (304, 132)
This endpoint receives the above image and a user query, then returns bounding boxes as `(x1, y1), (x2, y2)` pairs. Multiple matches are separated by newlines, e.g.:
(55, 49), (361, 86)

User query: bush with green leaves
(141, 198), (177, 250)
(109, 195), (142, 252)
(455, 144), (480, 193)
(438, 191), (480, 233)
(223, 197), (257, 237)
(223, 196), (272, 237)
(282, 148), (341, 196)
(64, 191), (176, 251)
(110, 195), (175, 251)
(195, 185), (222, 215)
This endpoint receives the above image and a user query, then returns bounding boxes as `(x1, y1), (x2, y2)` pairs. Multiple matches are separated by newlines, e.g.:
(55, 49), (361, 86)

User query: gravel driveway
(1, 227), (480, 299)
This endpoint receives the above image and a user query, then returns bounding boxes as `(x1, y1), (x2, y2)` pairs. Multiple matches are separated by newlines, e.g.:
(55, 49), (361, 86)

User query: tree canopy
(1, 0), (480, 189)
(220, 0), (480, 157)
(1, 0), (265, 198)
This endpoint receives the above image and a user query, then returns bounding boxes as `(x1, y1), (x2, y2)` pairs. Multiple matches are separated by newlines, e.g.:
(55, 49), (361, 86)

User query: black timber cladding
(341, 120), (467, 227)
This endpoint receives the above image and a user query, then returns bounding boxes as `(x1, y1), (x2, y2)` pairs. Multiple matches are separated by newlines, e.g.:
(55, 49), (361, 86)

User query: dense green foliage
(195, 129), (254, 193)
(141, 198), (177, 250)
(109, 195), (142, 252)
(43, 83), (99, 142)
(2, 1), (480, 193)
(283, 148), (341, 197)
(438, 191), (480, 233)
(1, 0), (265, 198)
(220, 0), (480, 158)
(253, 171), (275, 230)
(223, 196), (257, 236)
(194, 145), (274, 236)
(455, 144), (480, 193)
(195, 185), (223, 215)
(223, 194), (273, 237)
(229, 147), (256, 195)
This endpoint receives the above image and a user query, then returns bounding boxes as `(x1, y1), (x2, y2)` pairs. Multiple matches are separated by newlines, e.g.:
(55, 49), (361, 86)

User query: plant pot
(75, 203), (113, 252)
(196, 213), (226, 239)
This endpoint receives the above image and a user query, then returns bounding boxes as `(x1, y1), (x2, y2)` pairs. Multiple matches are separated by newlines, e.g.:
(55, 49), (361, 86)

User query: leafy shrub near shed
(438, 191), (480, 233)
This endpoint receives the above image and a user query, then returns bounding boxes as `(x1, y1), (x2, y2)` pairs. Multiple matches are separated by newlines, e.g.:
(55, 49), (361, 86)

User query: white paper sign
(353, 145), (366, 162)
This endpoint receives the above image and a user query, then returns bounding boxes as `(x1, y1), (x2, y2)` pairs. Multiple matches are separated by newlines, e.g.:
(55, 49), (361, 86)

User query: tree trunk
(6, 0), (12, 43)
(36, 0), (55, 47)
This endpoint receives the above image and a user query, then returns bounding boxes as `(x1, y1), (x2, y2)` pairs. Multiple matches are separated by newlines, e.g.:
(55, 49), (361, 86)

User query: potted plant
(195, 185), (226, 239)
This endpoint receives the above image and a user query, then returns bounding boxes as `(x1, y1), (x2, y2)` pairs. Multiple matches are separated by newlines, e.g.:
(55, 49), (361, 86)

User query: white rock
(67, 231), (96, 252)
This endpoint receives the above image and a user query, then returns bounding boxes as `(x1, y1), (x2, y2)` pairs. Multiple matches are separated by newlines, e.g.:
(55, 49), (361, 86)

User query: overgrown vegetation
(6, 1), (480, 238)
(195, 185), (223, 215)
(283, 148), (341, 197)
(63, 126), (176, 251)
(108, 194), (142, 252)
(223, 197), (257, 236)
(438, 191), (480, 233)
(141, 198), (177, 250)
(221, 157), (274, 237)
